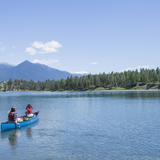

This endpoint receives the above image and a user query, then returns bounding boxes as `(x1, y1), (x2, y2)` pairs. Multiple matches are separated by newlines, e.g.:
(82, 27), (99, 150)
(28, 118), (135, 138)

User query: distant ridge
(0, 60), (73, 81)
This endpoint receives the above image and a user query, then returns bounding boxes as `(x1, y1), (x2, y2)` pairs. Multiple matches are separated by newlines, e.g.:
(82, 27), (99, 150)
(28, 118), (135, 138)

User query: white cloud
(33, 59), (60, 67)
(25, 40), (62, 55)
(90, 62), (98, 65)
(25, 47), (36, 55)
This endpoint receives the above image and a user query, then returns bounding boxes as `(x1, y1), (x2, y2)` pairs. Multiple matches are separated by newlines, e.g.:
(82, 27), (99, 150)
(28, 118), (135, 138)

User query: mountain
(0, 63), (13, 69)
(0, 60), (73, 81)
(0, 64), (13, 81)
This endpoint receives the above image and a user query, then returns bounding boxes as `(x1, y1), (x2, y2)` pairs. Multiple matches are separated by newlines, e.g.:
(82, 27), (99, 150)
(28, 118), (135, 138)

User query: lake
(0, 91), (160, 160)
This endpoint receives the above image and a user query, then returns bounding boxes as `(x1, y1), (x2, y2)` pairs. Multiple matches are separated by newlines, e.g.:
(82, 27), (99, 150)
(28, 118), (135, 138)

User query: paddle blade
(34, 111), (39, 116)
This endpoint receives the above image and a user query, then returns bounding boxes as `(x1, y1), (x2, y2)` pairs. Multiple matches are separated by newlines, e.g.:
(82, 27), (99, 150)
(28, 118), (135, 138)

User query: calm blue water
(0, 91), (160, 160)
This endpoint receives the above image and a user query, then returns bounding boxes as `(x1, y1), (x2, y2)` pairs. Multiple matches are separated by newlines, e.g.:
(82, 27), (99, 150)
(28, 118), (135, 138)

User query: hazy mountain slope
(0, 60), (73, 81)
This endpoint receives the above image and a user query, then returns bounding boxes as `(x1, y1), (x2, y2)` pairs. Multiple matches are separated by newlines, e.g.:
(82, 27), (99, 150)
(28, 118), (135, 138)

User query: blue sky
(0, 0), (160, 73)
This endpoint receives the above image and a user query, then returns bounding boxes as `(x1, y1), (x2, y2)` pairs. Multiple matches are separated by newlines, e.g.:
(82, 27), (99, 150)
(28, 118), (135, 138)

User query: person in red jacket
(8, 107), (17, 122)
(25, 104), (34, 118)
(8, 106), (23, 123)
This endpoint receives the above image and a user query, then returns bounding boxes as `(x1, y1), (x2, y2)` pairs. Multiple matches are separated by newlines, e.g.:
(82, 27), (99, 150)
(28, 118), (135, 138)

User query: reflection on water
(1, 130), (21, 148)
(0, 90), (160, 99)
(0, 122), (38, 148)
(8, 130), (19, 146)
(26, 128), (32, 138)
(1, 127), (33, 147)
(0, 91), (160, 160)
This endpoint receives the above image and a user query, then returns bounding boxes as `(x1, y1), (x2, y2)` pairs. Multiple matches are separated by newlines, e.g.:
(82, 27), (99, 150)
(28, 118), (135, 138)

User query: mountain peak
(19, 60), (32, 65)
(0, 60), (74, 81)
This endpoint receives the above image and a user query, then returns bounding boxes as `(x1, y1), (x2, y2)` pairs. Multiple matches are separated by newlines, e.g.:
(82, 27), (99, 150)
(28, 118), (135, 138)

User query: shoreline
(0, 88), (160, 93)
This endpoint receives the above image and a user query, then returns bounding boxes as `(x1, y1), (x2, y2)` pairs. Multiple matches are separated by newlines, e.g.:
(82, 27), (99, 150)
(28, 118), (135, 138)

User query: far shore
(0, 88), (160, 93)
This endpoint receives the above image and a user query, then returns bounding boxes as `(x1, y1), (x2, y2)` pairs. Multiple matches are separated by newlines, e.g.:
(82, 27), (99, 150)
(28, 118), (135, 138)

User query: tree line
(1, 68), (160, 91)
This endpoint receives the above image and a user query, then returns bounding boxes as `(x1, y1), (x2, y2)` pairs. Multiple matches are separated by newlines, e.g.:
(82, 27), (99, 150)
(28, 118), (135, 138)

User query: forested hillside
(1, 68), (160, 91)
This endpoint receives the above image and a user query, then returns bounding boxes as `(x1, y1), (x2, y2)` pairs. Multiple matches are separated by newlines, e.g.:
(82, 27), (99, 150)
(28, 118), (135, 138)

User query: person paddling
(25, 104), (34, 118)
(8, 106), (22, 123)
(8, 107), (17, 122)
